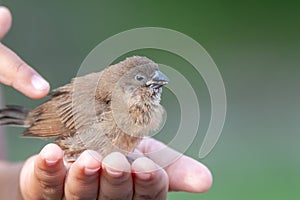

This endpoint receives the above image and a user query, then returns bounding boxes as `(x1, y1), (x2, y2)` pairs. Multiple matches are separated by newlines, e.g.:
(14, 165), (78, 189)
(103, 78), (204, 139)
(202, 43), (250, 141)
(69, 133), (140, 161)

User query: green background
(1, 1), (300, 199)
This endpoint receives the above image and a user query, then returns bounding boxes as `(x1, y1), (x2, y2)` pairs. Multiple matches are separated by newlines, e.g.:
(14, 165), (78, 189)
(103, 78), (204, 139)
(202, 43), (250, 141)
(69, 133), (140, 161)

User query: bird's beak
(146, 71), (169, 89)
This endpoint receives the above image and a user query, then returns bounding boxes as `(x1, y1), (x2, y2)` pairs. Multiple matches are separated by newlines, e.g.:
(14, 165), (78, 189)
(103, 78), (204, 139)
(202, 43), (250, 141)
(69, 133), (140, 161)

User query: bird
(0, 56), (169, 162)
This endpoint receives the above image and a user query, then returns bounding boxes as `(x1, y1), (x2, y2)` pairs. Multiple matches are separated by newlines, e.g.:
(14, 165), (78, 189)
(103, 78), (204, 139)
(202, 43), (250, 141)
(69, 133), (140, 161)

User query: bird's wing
(24, 72), (109, 137)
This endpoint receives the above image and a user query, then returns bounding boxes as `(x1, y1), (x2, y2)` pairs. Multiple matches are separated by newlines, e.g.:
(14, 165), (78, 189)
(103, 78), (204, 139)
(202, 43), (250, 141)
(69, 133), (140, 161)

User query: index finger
(0, 6), (49, 99)
(0, 43), (50, 99)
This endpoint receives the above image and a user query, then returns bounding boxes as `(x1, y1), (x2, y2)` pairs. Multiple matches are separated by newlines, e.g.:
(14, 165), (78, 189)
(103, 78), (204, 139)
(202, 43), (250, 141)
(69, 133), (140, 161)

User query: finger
(0, 43), (50, 98)
(64, 150), (102, 200)
(0, 6), (12, 39)
(132, 157), (168, 200)
(100, 152), (133, 200)
(138, 138), (213, 193)
(0, 6), (49, 98)
(19, 143), (66, 200)
(166, 155), (212, 193)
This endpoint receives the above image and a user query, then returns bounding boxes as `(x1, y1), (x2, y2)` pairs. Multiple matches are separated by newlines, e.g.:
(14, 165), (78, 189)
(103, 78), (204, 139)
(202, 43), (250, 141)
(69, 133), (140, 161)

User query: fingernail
(41, 150), (59, 166)
(105, 167), (124, 178)
(0, 6), (5, 12)
(40, 144), (61, 166)
(31, 74), (50, 91)
(82, 150), (101, 176)
(84, 167), (100, 176)
(135, 172), (152, 180)
(45, 158), (58, 166)
(0, 6), (9, 14)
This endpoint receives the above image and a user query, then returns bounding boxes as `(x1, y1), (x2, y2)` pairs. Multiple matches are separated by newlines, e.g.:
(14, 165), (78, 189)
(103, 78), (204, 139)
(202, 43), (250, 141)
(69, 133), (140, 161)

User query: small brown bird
(0, 56), (169, 162)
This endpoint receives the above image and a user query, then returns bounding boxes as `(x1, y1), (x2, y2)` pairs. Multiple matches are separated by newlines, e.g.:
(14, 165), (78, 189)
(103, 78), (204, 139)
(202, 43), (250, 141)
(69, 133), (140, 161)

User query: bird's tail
(0, 105), (30, 127)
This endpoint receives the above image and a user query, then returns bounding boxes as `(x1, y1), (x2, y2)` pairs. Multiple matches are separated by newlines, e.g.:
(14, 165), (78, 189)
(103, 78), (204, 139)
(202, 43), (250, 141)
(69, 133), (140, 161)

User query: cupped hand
(65, 138), (212, 199)
(19, 139), (212, 200)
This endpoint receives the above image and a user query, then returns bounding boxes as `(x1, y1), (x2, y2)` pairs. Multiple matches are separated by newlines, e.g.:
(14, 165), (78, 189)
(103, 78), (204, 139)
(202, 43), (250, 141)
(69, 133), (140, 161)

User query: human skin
(0, 6), (212, 199)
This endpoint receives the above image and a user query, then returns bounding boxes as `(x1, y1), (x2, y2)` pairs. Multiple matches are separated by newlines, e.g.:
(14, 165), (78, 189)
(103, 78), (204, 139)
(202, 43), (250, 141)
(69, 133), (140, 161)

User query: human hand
(0, 6), (49, 99)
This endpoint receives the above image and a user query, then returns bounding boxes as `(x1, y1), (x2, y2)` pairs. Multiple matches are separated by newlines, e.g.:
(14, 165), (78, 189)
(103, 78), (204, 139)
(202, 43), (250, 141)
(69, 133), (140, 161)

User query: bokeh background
(1, 1), (300, 199)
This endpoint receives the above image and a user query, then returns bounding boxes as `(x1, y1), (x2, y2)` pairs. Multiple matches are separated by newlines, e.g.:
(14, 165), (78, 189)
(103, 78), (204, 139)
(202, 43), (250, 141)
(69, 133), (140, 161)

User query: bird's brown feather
(1, 56), (167, 161)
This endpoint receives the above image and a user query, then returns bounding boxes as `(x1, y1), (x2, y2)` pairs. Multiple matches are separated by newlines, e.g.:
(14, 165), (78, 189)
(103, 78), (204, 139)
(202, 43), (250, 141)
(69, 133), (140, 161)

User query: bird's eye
(135, 75), (145, 81)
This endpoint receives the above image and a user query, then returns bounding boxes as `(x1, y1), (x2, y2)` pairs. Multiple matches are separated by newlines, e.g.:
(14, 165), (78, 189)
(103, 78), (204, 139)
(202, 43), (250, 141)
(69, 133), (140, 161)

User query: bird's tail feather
(0, 105), (30, 126)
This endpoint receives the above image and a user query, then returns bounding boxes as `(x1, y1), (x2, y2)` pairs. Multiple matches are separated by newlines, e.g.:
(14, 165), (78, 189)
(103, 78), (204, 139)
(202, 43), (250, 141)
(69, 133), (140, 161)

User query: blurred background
(1, 0), (300, 199)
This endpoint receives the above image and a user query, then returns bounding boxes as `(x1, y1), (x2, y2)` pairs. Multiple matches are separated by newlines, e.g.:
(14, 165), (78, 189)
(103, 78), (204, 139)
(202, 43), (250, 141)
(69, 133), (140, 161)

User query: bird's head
(116, 62), (169, 106)
(110, 56), (168, 135)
